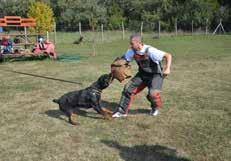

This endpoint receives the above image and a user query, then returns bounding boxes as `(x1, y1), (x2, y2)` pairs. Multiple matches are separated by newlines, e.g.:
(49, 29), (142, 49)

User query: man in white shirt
(112, 34), (172, 118)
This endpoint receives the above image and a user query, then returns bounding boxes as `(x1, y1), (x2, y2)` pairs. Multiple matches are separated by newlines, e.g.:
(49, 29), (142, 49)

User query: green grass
(0, 33), (230, 161)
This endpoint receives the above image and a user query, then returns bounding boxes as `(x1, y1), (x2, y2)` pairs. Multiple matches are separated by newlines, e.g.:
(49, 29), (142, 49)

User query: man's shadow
(101, 140), (191, 161)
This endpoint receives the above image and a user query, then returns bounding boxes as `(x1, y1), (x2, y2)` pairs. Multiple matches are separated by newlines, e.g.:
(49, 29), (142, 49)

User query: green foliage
(0, 0), (230, 31)
(214, 0), (231, 30)
(51, 0), (106, 31)
(120, 0), (220, 31)
(27, 1), (55, 33)
(172, 0), (219, 30)
(107, 0), (126, 30)
(0, 0), (34, 18)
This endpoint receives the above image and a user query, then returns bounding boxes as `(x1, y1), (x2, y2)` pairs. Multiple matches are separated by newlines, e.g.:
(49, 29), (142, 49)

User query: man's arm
(121, 49), (134, 62)
(147, 47), (172, 77)
(162, 52), (172, 78)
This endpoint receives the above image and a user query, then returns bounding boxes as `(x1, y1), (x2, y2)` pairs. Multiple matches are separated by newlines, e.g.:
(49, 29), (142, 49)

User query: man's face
(130, 38), (142, 51)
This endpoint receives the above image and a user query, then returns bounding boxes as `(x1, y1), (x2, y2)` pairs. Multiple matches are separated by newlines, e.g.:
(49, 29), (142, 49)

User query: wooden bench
(13, 43), (35, 49)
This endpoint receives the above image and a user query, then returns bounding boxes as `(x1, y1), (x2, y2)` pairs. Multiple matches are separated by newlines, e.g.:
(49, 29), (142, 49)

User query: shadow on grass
(101, 100), (150, 115)
(45, 100), (152, 122)
(44, 108), (103, 123)
(101, 100), (118, 111)
(44, 109), (67, 122)
(101, 140), (191, 161)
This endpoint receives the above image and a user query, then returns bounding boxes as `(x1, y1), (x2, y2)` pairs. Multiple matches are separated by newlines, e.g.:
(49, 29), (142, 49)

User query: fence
(52, 19), (228, 44)
(43, 19), (227, 56)
(1, 18), (227, 55)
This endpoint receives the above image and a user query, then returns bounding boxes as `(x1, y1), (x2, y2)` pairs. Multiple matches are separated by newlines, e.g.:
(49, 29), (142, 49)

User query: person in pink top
(32, 37), (57, 60)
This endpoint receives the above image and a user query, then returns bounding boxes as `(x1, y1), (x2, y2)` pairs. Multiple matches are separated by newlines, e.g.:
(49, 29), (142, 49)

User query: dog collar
(91, 87), (102, 94)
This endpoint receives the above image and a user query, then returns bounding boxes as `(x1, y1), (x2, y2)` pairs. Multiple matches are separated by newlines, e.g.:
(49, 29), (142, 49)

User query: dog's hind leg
(59, 103), (73, 115)
(69, 113), (78, 125)
(59, 103), (78, 125)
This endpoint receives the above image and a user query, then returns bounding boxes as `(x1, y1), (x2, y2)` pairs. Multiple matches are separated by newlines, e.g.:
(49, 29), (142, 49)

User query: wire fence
(53, 19), (228, 44)
(1, 19), (229, 56)
(1, 19), (228, 45)
(45, 19), (228, 56)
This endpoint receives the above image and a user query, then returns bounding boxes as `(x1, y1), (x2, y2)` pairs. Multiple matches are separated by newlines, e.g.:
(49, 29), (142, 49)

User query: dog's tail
(52, 99), (60, 104)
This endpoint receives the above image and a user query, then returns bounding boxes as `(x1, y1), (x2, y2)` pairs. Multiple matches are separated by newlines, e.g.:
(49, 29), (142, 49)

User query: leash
(0, 68), (83, 85)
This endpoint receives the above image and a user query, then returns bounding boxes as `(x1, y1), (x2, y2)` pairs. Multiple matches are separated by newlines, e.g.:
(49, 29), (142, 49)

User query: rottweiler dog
(53, 73), (114, 125)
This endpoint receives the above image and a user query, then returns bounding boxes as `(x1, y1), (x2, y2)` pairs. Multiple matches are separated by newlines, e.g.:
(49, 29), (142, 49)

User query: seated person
(0, 36), (13, 54)
(32, 37), (57, 60)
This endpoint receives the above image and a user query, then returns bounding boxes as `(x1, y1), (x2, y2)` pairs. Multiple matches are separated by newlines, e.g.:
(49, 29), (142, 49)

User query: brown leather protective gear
(111, 58), (132, 82)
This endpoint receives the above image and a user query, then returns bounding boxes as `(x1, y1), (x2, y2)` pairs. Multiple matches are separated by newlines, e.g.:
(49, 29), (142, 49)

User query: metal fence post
(140, 21), (143, 37)
(101, 24), (104, 41)
(175, 19), (178, 36)
(158, 20), (161, 38)
(79, 22), (82, 36)
(122, 21), (125, 40)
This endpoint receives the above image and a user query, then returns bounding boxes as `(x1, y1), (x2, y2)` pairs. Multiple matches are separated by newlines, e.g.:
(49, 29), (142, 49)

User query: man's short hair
(130, 34), (143, 43)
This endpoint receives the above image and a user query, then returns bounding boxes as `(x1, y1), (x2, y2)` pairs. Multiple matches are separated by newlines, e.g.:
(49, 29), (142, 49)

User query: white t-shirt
(123, 44), (165, 64)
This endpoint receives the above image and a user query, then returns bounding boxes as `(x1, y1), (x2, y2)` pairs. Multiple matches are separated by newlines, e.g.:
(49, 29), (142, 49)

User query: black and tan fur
(53, 73), (113, 125)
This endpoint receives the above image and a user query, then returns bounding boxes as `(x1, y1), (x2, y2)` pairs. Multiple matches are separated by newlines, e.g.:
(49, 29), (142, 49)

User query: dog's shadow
(44, 109), (68, 122)
(101, 100), (150, 115)
(45, 107), (103, 123)
(45, 100), (152, 122)
(101, 100), (118, 111)
(45, 99), (117, 122)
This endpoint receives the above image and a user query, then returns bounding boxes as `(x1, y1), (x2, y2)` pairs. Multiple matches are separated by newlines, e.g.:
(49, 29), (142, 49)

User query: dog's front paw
(100, 107), (113, 120)
(101, 107), (113, 115)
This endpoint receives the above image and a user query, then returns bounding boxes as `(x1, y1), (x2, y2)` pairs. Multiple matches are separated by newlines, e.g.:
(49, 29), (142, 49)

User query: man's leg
(113, 73), (145, 117)
(146, 74), (163, 116)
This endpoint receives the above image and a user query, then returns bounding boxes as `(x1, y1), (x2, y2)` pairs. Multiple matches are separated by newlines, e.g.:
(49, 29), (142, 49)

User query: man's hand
(163, 68), (170, 78)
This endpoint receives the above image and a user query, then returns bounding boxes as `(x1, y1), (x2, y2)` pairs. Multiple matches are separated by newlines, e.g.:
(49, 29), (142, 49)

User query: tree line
(0, 0), (231, 32)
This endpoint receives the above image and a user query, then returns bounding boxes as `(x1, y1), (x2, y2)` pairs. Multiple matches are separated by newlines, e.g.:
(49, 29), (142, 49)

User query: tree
(174, 0), (219, 31)
(27, 1), (55, 33)
(50, 0), (106, 31)
(84, 0), (107, 31)
(216, 0), (231, 31)
(107, 0), (126, 30)
(0, 0), (34, 18)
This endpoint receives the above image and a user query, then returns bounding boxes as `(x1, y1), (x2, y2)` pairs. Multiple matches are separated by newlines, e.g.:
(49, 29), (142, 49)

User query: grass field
(0, 33), (230, 161)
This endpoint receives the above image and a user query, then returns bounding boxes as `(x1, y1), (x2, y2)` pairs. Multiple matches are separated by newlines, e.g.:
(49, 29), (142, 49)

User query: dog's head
(98, 73), (114, 89)
(94, 73), (114, 90)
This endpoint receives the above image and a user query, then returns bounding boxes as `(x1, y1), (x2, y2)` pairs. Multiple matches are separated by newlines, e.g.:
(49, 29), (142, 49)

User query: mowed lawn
(0, 34), (230, 161)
